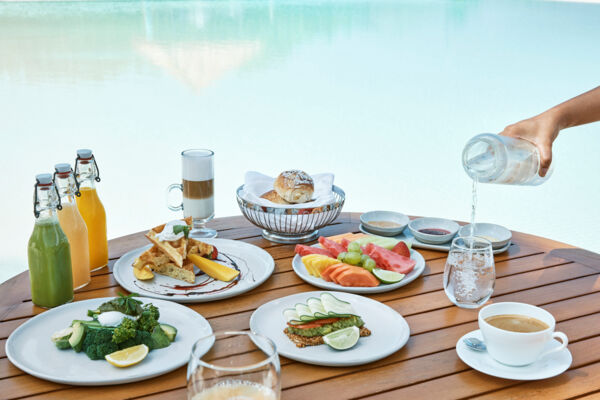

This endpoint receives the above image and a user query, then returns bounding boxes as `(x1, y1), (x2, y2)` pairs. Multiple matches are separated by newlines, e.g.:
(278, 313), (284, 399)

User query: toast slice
(145, 217), (193, 267)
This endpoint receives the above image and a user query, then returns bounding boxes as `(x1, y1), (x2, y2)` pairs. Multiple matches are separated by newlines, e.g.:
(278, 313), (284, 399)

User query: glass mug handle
(538, 331), (568, 360)
(166, 183), (183, 211)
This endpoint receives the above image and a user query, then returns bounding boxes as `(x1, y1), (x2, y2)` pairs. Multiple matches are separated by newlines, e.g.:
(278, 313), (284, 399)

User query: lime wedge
(323, 326), (360, 350)
(372, 268), (405, 284)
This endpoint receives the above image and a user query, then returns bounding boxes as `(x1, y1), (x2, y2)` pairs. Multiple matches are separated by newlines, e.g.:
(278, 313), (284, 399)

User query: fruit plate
(5, 297), (212, 386)
(292, 246), (426, 294)
(250, 291), (409, 367)
(113, 238), (275, 303)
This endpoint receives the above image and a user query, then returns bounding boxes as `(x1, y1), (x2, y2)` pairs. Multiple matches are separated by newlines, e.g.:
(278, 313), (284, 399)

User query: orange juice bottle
(74, 149), (108, 271)
(54, 163), (91, 289)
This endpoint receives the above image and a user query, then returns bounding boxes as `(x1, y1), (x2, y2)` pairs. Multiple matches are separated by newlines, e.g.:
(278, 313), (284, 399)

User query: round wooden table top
(2, 212), (600, 399)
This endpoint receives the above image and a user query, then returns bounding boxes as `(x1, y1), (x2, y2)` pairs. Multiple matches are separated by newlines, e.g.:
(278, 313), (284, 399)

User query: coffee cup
(478, 302), (568, 366)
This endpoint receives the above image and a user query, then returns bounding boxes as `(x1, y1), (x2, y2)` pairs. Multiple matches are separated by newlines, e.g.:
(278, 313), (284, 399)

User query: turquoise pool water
(1, 0), (599, 283)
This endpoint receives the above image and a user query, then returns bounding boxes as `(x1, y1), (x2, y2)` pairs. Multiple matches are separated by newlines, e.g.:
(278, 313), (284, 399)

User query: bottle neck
(75, 159), (98, 189)
(35, 185), (60, 222)
(54, 172), (78, 205)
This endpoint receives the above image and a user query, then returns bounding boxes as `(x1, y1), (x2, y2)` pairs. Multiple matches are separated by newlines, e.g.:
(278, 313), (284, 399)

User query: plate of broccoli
(6, 294), (212, 385)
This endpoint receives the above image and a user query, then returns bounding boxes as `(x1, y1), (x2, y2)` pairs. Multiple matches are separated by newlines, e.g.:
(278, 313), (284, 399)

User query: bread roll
(274, 170), (314, 204)
(261, 190), (291, 204)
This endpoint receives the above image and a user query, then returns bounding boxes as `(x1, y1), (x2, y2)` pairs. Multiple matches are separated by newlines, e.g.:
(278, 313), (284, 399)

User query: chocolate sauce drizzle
(133, 252), (251, 297)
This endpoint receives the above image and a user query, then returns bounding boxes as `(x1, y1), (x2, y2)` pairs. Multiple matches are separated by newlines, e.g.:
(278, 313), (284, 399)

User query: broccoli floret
(112, 318), (137, 344)
(117, 330), (153, 350)
(138, 309), (159, 333)
(144, 303), (160, 320)
(82, 327), (119, 360)
(149, 325), (171, 349)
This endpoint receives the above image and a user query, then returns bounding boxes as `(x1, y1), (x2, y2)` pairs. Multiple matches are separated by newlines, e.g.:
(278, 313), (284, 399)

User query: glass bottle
(74, 149), (108, 271)
(462, 133), (554, 186)
(54, 163), (91, 290)
(28, 174), (74, 308)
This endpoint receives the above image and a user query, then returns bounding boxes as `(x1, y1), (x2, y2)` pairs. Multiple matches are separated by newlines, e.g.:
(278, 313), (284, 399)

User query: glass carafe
(54, 163), (91, 290)
(28, 174), (74, 308)
(462, 134), (553, 185)
(74, 149), (108, 271)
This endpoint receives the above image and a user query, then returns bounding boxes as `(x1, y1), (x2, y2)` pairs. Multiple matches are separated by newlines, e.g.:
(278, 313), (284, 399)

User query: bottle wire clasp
(74, 154), (101, 183)
(33, 178), (62, 218)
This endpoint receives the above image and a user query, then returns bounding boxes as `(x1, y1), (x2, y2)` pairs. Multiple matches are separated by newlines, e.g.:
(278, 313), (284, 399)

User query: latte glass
(167, 149), (217, 238)
(187, 331), (281, 400)
(443, 236), (495, 309)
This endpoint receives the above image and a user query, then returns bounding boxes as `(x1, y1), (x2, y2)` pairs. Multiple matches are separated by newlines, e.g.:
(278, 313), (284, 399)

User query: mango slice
(133, 265), (154, 280)
(188, 253), (240, 282)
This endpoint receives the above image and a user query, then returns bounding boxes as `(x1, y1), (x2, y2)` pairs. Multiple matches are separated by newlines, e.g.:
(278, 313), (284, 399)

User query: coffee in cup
(478, 302), (568, 366)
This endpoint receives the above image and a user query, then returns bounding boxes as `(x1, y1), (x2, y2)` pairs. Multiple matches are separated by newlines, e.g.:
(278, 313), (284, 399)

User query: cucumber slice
(294, 303), (314, 321)
(283, 308), (301, 323)
(320, 293), (356, 316)
(306, 297), (326, 316)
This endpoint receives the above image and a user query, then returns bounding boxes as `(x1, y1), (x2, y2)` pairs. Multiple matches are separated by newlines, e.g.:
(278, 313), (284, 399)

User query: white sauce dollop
(157, 220), (188, 242)
(97, 311), (135, 327)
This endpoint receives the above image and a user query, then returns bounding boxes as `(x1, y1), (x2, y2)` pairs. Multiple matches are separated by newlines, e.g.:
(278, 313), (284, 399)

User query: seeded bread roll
(274, 170), (314, 204)
(260, 190), (291, 205)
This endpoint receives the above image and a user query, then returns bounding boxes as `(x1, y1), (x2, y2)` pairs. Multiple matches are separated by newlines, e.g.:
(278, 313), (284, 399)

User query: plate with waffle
(113, 218), (275, 303)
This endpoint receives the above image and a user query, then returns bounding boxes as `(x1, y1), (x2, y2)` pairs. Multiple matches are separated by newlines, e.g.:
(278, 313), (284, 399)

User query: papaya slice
(336, 266), (379, 287)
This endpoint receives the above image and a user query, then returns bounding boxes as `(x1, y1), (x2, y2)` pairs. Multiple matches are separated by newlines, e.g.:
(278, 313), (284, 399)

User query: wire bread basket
(236, 185), (345, 244)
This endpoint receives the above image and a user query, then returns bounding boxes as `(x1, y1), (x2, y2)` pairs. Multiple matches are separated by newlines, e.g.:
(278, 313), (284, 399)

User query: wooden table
(2, 213), (600, 399)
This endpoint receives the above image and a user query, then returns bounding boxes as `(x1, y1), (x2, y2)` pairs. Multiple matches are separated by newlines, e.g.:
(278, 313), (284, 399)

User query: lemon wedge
(188, 253), (239, 282)
(105, 344), (149, 367)
(133, 265), (154, 280)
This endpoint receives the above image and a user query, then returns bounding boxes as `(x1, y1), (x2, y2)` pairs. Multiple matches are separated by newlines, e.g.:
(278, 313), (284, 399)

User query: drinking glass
(443, 236), (495, 309)
(167, 149), (217, 238)
(187, 331), (281, 400)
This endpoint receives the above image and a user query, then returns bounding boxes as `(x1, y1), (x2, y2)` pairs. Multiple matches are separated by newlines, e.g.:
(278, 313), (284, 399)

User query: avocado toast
(283, 293), (371, 348)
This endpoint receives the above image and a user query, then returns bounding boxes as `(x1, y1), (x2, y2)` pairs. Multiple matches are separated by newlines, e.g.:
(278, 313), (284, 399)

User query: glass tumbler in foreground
(443, 237), (495, 309)
(167, 149), (217, 238)
(187, 331), (280, 400)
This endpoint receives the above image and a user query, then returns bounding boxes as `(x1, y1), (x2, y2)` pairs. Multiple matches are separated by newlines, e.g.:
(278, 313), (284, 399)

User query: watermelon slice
(392, 241), (411, 258)
(340, 238), (350, 251)
(318, 236), (347, 258)
(295, 244), (334, 258)
(362, 243), (416, 274)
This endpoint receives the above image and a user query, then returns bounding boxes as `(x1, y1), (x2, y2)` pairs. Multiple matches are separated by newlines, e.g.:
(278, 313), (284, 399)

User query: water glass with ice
(443, 237), (495, 309)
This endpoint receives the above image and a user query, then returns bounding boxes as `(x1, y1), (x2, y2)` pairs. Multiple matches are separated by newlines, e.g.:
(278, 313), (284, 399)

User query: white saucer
(359, 224), (511, 254)
(456, 330), (572, 380)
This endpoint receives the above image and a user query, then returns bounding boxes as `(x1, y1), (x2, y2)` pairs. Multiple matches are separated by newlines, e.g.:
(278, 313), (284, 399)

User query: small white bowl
(408, 217), (459, 244)
(360, 211), (409, 237)
(459, 223), (512, 249)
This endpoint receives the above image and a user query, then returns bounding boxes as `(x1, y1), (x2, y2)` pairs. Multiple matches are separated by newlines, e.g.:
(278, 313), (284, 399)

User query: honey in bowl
(485, 314), (549, 333)
(368, 221), (402, 229)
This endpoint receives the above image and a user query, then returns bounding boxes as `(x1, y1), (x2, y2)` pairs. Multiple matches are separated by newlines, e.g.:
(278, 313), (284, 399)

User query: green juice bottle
(28, 174), (74, 308)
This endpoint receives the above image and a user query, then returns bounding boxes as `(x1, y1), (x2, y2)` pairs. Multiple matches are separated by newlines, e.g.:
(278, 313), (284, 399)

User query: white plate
(250, 291), (409, 367)
(6, 297), (212, 386)
(113, 238), (275, 303)
(456, 330), (572, 380)
(292, 246), (425, 294)
(359, 225), (511, 254)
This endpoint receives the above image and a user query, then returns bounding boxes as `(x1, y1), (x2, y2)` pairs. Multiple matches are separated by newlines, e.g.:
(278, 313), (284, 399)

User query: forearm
(543, 86), (600, 130)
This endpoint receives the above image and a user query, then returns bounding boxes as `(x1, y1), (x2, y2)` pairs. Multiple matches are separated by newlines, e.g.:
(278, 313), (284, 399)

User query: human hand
(499, 112), (559, 177)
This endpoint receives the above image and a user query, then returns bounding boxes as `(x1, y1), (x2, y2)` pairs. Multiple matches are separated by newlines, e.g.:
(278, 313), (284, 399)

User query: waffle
(144, 217), (193, 267)
(133, 217), (217, 284)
